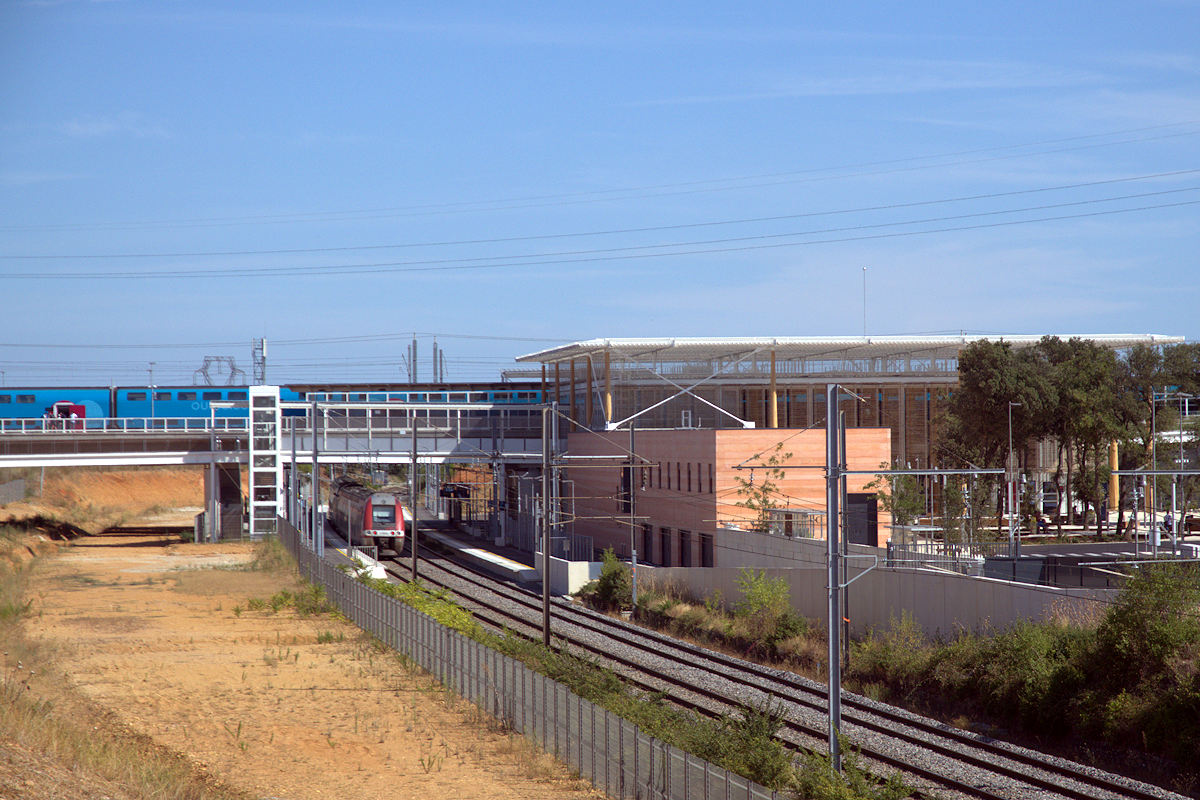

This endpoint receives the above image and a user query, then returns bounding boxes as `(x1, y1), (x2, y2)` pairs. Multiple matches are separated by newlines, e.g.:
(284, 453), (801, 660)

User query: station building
(512, 335), (1178, 563)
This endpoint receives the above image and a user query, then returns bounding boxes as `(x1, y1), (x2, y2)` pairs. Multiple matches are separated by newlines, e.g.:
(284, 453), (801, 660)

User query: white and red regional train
(329, 478), (408, 553)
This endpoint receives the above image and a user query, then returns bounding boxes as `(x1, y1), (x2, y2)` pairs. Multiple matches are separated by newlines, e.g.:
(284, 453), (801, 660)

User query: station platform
(419, 524), (539, 584)
(319, 513), (556, 587)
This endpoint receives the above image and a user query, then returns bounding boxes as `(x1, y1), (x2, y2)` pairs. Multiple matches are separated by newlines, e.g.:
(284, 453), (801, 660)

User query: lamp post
(1152, 391), (1158, 550)
(1176, 393), (1193, 551)
(148, 362), (156, 422)
(1151, 390), (1193, 553)
(1008, 401), (1021, 558)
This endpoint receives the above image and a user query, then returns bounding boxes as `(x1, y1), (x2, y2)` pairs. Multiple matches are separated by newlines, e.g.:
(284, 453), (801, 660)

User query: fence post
(633, 719), (639, 800)
(604, 709), (610, 796)
(618, 714), (625, 799)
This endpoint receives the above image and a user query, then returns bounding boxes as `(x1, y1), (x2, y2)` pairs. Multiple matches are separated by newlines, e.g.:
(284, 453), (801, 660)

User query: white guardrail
(0, 417), (250, 434)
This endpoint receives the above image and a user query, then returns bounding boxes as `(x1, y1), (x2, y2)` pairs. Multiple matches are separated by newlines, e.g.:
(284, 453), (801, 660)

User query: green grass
(353, 569), (910, 797)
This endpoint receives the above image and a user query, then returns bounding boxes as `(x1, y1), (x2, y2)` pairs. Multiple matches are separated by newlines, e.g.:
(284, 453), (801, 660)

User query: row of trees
(939, 337), (1200, 535)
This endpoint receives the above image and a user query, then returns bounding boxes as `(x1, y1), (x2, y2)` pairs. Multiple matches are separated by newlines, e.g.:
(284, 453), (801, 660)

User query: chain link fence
(0, 478), (25, 505)
(278, 516), (777, 800)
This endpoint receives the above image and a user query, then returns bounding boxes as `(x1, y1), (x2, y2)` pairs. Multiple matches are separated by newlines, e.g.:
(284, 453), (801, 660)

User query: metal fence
(885, 526), (1014, 574)
(278, 516), (776, 800)
(0, 478), (24, 505)
(511, 478), (593, 561)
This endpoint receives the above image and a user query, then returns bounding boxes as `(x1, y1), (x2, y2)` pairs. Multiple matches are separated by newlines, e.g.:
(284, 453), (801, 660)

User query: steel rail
(377, 541), (1181, 800)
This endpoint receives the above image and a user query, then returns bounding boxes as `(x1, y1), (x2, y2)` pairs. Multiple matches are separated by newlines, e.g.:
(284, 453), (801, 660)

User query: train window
(449, 392), (466, 402)
(350, 393), (365, 401)
(228, 391), (247, 400)
(154, 391), (172, 401)
(178, 391), (197, 401)
(17, 395), (35, 403)
(372, 505), (395, 527)
(126, 392), (147, 401)
(203, 391), (222, 401)
(0, 395), (10, 404)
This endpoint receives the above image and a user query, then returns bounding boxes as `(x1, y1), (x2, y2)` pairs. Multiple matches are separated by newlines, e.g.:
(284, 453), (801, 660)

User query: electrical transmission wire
(1, 120), (1195, 234)
(6, 192), (1197, 280)
(5, 167), (1197, 260)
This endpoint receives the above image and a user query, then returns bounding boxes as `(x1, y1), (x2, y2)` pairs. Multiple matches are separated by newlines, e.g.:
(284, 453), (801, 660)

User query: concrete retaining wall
(714, 525), (885, 569)
(648, 562), (1114, 639)
(536, 550), (604, 595)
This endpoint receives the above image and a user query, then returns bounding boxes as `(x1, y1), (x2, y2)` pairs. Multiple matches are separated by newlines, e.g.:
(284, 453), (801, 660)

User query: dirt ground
(1, 468), (602, 800)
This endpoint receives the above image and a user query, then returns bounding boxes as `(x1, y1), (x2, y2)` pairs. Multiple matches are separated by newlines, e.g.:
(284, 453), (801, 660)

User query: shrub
(849, 613), (930, 697)
(734, 568), (790, 617)
(680, 699), (795, 790)
(1090, 563), (1200, 690)
(937, 621), (1088, 733)
(793, 743), (913, 800)
(577, 548), (631, 611)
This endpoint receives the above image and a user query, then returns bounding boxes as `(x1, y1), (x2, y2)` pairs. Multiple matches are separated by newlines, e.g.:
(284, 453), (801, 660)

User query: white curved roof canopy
(516, 334), (1183, 366)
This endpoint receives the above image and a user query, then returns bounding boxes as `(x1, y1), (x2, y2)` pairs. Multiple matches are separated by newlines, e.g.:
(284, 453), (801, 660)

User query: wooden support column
(768, 350), (778, 428)
(603, 349), (612, 424)
(923, 385), (930, 465)
(554, 362), (561, 406)
(540, 364), (546, 402)
(585, 356), (594, 429)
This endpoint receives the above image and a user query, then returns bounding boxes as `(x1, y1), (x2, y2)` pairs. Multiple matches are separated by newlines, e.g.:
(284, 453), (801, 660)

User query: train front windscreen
(372, 505), (396, 528)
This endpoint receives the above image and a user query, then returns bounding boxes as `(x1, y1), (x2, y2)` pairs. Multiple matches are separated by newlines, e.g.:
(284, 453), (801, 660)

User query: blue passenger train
(0, 383), (543, 428)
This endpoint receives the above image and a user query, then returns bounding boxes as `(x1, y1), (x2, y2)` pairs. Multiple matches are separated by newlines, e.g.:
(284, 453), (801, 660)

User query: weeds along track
(382, 545), (1186, 800)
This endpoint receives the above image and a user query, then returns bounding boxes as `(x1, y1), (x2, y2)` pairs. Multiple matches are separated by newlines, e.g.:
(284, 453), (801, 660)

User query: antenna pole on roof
(862, 266), (867, 337)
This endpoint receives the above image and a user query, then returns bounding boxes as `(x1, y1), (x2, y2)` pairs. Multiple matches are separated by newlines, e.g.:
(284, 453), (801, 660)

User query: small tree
(866, 462), (925, 529)
(733, 443), (792, 531)
(578, 548), (631, 611)
(936, 476), (967, 543)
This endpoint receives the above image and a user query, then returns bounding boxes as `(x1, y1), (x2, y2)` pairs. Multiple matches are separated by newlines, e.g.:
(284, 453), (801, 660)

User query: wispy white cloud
(289, 130), (373, 149)
(0, 170), (84, 186)
(20, 0), (121, 7)
(1109, 51), (1200, 73)
(1009, 89), (1200, 128)
(58, 111), (167, 139)
(119, 8), (929, 50)
(631, 58), (1102, 107)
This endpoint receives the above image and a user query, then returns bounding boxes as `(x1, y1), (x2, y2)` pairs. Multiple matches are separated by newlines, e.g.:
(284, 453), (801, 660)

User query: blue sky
(1, 2), (1198, 386)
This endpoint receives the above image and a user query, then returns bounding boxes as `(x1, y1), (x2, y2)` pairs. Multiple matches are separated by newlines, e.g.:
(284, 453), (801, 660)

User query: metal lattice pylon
(193, 356), (247, 386)
(252, 338), (267, 384)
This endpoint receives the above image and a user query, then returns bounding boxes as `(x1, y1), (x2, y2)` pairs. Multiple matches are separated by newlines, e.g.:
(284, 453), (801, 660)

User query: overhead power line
(0, 331), (567, 349)
(6, 191), (1198, 280)
(0, 121), (1196, 234)
(4, 167), (1197, 260)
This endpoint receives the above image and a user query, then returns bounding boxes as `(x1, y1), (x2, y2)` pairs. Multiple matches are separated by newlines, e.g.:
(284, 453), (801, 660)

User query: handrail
(0, 417), (250, 434)
(0, 415), (543, 438)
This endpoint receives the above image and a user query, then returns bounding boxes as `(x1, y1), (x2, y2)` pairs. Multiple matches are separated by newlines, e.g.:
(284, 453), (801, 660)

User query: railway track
(381, 539), (1186, 800)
